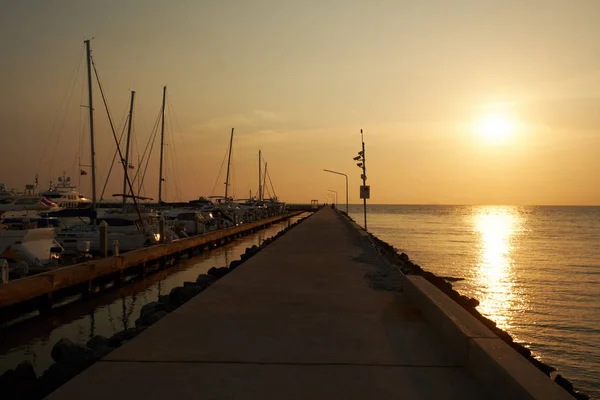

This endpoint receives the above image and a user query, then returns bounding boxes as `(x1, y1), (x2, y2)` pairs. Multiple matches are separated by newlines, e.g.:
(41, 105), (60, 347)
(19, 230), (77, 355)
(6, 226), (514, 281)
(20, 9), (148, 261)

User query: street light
(322, 169), (348, 214)
(354, 129), (368, 231)
(327, 189), (338, 206)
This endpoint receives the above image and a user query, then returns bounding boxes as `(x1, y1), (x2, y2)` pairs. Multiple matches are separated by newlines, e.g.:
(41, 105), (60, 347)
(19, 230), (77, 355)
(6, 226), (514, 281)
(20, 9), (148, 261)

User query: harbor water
(0, 214), (307, 377)
(350, 204), (600, 398)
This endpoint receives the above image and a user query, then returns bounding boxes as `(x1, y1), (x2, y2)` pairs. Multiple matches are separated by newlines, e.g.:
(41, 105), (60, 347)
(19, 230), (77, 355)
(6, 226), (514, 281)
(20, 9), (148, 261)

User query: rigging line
(134, 109), (161, 185)
(100, 113), (129, 201)
(166, 110), (183, 201)
(138, 122), (159, 196)
(45, 46), (86, 178)
(267, 169), (277, 199)
(211, 145), (230, 196)
(36, 44), (85, 175)
(166, 94), (200, 188)
(91, 59), (143, 225)
(166, 130), (181, 202)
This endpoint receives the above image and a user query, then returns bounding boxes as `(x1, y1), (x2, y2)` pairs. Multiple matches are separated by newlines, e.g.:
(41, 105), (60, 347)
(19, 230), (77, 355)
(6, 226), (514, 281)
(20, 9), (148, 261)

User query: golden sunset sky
(1, 1), (599, 205)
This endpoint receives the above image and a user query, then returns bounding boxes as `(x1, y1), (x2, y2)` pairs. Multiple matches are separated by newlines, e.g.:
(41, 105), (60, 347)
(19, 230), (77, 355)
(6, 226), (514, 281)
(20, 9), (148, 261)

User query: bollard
(99, 220), (108, 258)
(112, 240), (120, 256)
(1, 259), (8, 283)
(194, 214), (200, 236)
(159, 216), (165, 244)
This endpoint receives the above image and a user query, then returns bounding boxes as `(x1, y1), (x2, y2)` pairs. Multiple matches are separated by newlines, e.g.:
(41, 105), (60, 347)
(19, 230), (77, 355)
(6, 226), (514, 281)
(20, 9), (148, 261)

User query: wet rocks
(36, 363), (81, 398)
(196, 273), (216, 286)
(109, 328), (139, 347)
(135, 310), (168, 328)
(0, 361), (37, 399)
(139, 301), (166, 320)
(228, 260), (242, 271)
(86, 335), (111, 351)
(51, 338), (94, 368)
(207, 266), (229, 278)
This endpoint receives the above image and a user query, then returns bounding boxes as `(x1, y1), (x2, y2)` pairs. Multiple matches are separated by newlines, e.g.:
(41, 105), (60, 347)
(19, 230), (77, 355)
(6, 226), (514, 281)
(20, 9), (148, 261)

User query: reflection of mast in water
(89, 309), (96, 339)
(224, 247), (230, 268)
(121, 294), (137, 330)
(158, 280), (162, 297)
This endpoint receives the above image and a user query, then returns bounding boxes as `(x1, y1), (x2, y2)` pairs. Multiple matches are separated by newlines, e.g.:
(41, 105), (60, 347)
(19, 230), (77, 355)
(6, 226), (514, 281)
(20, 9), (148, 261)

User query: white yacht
(160, 208), (216, 235)
(39, 173), (92, 210)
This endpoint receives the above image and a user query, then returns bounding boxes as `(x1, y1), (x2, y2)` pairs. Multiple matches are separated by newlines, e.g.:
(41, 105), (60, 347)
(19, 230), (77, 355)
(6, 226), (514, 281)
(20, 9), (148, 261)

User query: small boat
(0, 225), (63, 273)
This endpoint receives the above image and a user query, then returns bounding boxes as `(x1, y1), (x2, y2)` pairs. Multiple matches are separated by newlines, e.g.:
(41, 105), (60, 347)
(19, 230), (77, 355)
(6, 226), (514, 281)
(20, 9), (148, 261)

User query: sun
(475, 113), (515, 143)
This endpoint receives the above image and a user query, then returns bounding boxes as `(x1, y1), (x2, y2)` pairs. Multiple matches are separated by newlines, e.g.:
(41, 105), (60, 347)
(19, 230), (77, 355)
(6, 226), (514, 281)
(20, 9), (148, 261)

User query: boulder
(51, 338), (94, 368)
(207, 266), (229, 279)
(555, 375), (573, 392)
(109, 328), (139, 347)
(36, 363), (81, 399)
(86, 335), (111, 352)
(139, 302), (166, 320)
(168, 285), (202, 307)
(135, 310), (168, 328)
(228, 260), (242, 271)
(196, 273), (216, 286)
(157, 294), (170, 304)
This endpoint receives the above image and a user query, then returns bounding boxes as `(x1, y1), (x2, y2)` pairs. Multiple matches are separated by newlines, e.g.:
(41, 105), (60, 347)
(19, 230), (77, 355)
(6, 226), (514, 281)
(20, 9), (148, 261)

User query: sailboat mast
(84, 39), (97, 214)
(258, 150), (262, 201)
(122, 90), (135, 205)
(224, 128), (234, 199)
(262, 162), (268, 201)
(158, 86), (166, 204)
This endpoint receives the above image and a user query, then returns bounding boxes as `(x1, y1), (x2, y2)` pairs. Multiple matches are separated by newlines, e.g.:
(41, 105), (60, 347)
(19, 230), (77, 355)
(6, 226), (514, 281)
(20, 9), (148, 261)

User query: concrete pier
(47, 208), (572, 399)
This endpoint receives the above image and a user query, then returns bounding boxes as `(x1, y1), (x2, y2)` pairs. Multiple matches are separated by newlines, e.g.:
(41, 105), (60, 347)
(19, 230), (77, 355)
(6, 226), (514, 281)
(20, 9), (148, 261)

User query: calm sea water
(350, 204), (600, 398)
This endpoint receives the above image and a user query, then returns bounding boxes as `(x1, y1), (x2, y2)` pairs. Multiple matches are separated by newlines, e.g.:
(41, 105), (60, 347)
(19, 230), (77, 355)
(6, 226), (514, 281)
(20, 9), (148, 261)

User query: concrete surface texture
(47, 207), (490, 399)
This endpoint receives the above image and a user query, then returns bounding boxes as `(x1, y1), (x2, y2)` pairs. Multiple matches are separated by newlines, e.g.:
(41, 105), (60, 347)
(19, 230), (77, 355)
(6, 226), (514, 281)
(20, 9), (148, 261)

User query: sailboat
(54, 41), (163, 254)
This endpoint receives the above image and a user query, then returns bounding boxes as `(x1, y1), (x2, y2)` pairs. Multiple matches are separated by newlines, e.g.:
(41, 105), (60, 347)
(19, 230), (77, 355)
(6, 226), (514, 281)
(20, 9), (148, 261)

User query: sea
(349, 204), (600, 398)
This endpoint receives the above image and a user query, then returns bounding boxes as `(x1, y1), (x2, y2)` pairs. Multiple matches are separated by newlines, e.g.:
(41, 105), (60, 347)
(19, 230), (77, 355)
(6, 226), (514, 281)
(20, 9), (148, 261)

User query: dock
(46, 207), (573, 399)
(0, 212), (301, 317)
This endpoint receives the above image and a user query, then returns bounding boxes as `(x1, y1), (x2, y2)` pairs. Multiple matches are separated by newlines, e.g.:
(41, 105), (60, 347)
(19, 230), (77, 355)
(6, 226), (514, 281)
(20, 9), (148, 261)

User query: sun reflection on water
(473, 206), (523, 331)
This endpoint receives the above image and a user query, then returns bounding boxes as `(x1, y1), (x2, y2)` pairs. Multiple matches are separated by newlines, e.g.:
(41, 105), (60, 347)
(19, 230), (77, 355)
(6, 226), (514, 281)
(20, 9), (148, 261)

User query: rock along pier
(46, 207), (574, 399)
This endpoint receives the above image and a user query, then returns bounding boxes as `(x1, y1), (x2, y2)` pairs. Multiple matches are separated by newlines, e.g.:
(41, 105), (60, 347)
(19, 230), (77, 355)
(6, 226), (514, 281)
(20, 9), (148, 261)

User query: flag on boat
(80, 169), (88, 176)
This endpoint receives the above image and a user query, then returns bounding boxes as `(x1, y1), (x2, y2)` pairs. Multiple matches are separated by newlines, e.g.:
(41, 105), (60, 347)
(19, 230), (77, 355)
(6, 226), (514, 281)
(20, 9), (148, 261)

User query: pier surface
(49, 207), (489, 399)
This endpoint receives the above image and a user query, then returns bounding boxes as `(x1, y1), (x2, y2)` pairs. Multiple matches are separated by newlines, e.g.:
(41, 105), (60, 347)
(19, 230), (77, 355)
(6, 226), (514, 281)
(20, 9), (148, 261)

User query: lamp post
(323, 169), (348, 214)
(327, 189), (338, 206)
(353, 129), (368, 230)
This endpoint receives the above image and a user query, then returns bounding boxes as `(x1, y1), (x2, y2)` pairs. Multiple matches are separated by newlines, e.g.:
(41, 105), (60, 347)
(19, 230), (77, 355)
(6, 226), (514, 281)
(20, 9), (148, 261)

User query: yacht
(39, 173), (92, 210)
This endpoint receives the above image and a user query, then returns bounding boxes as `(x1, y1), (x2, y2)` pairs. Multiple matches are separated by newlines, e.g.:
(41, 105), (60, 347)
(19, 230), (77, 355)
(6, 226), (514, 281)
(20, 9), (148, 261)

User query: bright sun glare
(476, 113), (516, 143)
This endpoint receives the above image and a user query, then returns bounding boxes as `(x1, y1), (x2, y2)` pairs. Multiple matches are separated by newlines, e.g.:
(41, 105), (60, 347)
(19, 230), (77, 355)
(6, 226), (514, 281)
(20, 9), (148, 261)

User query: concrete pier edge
(340, 210), (576, 400)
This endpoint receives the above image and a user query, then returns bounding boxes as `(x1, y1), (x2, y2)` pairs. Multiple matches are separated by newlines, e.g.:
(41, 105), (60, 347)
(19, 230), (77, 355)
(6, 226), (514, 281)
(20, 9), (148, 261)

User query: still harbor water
(0, 215), (307, 378)
(350, 204), (600, 398)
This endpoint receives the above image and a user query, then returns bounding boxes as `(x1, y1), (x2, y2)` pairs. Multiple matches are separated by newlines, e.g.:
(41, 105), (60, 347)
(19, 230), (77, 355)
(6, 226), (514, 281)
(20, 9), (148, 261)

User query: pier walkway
(49, 207), (489, 399)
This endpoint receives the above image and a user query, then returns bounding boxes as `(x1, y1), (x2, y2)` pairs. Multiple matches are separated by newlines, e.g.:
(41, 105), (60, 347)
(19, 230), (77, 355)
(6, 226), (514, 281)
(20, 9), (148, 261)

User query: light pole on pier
(323, 169), (348, 214)
(327, 189), (338, 206)
(353, 129), (368, 231)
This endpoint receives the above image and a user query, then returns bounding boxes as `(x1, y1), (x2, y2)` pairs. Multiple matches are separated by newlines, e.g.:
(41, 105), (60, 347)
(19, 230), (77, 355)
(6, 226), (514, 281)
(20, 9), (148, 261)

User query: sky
(1, 0), (599, 205)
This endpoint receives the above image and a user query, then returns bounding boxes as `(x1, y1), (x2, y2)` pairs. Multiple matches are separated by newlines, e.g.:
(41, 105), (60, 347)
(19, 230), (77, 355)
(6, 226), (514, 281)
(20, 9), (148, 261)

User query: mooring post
(112, 240), (119, 256)
(159, 216), (165, 244)
(99, 220), (108, 258)
(194, 215), (200, 236)
(1, 259), (9, 284)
